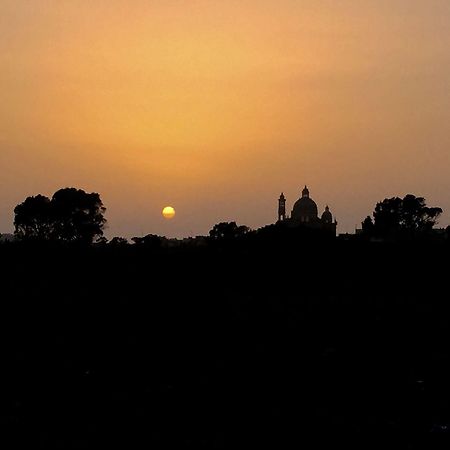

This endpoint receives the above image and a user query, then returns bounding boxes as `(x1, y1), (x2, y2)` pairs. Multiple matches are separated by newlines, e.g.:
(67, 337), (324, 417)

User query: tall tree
(14, 188), (106, 243)
(51, 188), (106, 243)
(400, 194), (442, 232)
(14, 195), (53, 240)
(373, 197), (403, 236)
(371, 194), (442, 238)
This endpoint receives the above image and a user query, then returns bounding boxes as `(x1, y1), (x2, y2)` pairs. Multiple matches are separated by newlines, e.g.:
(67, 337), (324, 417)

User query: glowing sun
(162, 206), (176, 220)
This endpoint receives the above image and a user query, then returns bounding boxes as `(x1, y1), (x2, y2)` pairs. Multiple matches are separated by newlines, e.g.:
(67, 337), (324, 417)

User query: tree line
(5, 188), (447, 244)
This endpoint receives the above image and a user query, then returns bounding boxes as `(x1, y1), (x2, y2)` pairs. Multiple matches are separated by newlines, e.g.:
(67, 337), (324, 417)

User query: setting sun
(162, 206), (176, 220)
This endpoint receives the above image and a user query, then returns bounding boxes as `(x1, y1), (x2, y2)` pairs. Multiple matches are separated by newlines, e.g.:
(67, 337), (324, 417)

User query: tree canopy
(209, 222), (251, 240)
(14, 188), (106, 243)
(14, 194), (53, 240)
(364, 194), (442, 238)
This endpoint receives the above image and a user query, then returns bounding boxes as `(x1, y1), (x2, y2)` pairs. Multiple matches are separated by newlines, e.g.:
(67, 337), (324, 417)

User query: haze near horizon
(1, 0), (449, 238)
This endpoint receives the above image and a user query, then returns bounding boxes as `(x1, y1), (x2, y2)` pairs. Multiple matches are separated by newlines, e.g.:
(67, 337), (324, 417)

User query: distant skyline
(1, 1), (450, 238)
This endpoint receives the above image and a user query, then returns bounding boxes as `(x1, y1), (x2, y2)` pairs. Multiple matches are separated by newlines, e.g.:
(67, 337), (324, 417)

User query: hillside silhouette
(1, 189), (450, 448)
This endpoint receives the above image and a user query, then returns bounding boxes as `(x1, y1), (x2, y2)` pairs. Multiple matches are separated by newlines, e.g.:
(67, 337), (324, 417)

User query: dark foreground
(1, 239), (450, 449)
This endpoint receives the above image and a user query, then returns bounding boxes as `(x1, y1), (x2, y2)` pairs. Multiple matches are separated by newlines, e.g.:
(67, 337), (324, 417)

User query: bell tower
(278, 193), (286, 221)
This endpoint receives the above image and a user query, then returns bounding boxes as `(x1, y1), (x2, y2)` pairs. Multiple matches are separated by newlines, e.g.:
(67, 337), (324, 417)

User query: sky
(1, 0), (450, 238)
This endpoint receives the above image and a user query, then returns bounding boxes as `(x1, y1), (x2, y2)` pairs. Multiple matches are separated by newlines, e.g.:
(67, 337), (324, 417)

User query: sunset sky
(1, 0), (450, 238)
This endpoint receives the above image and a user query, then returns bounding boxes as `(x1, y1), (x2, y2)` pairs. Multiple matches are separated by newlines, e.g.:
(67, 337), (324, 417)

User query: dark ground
(1, 238), (450, 448)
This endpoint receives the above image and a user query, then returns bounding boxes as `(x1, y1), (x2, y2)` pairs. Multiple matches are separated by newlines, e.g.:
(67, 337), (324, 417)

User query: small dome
(321, 205), (333, 224)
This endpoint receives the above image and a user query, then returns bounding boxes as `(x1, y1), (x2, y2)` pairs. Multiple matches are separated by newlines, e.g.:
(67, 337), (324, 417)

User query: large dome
(291, 197), (318, 221)
(291, 186), (318, 222)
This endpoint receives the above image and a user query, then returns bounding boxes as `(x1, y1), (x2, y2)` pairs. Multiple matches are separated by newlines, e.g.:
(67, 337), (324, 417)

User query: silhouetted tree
(401, 194), (442, 232)
(14, 194), (53, 240)
(14, 188), (106, 243)
(109, 237), (128, 247)
(51, 188), (106, 243)
(373, 197), (403, 236)
(132, 234), (166, 248)
(209, 222), (251, 240)
(369, 194), (442, 238)
(361, 216), (375, 236)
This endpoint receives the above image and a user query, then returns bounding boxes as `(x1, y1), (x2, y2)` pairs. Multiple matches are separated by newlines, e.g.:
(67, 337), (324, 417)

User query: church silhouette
(277, 186), (337, 236)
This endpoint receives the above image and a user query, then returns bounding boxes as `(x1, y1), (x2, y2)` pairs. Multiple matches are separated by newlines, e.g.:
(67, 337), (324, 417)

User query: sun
(162, 206), (176, 220)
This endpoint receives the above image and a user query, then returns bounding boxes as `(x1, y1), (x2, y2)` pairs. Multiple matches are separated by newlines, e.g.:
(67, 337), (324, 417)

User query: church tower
(278, 193), (286, 221)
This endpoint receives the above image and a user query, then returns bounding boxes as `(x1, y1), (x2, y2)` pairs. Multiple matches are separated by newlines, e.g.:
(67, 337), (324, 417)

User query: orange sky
(1, 0), (450, 238)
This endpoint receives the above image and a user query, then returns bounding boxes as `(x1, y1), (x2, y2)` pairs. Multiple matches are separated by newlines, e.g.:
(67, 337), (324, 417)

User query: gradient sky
(1, 0), (450, 238)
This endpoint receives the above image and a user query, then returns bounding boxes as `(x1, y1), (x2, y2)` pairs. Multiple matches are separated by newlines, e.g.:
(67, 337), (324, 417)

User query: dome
(291, 187), (318, 222)
(321, 205), (333, 224)
(291, 197), (318, 221)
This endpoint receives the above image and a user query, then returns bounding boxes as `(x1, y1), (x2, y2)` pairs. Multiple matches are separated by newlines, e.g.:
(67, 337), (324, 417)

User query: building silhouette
(277, 186), (337, 235)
